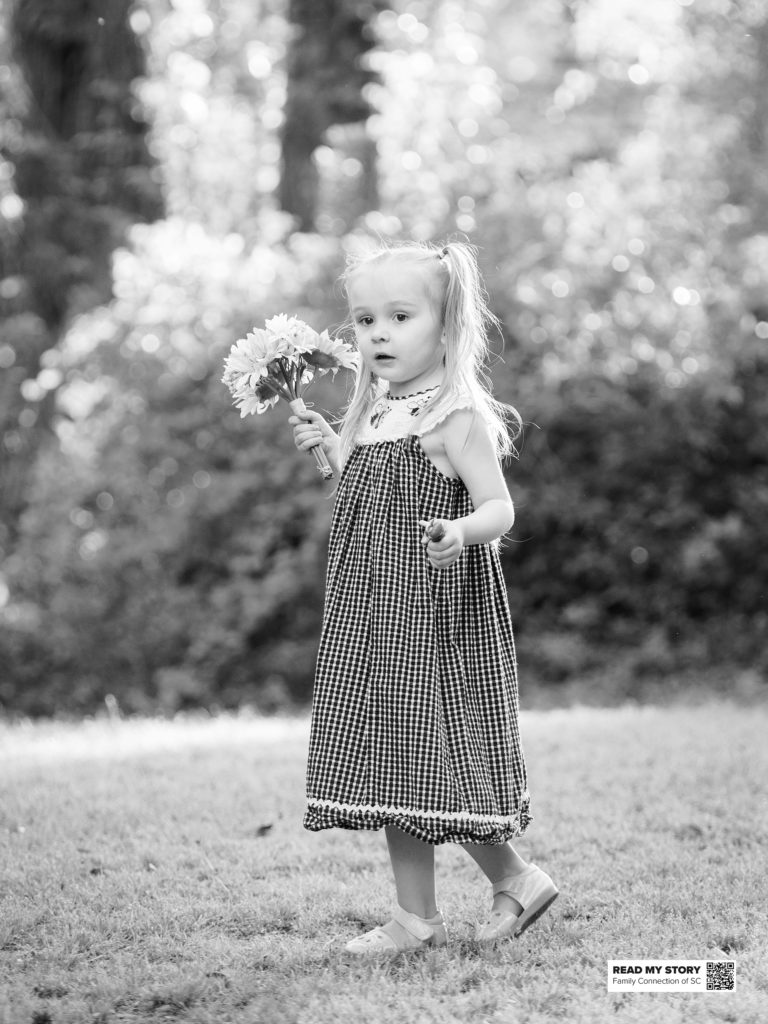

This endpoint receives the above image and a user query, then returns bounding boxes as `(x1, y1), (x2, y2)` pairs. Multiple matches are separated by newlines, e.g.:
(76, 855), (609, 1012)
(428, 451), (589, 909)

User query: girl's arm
(421, 408), (514, 569)
(289, 409), (342, 476)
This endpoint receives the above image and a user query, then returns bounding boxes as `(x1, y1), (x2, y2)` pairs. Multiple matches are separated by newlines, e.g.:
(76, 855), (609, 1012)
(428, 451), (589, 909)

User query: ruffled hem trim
(303, 797), (532, 846)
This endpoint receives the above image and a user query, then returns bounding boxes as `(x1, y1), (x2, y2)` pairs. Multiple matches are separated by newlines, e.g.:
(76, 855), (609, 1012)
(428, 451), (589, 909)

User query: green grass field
(1, 703), (766, 1024)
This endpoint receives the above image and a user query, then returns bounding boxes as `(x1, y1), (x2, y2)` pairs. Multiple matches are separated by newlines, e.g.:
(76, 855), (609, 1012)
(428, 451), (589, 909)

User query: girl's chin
(366, 362), (444, 392)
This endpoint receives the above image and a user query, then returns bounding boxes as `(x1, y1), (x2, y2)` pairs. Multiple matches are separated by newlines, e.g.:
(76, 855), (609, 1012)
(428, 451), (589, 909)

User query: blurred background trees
(0, 0), (162, 545)
(0, 0), (766, 717)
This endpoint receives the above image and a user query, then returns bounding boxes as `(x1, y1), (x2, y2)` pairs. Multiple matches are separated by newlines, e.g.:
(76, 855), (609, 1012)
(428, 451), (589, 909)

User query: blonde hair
(338, 240), (521, 465)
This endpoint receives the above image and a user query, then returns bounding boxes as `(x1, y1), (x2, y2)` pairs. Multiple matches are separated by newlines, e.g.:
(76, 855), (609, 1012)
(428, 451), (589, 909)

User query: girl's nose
(373, 325), (388, 342)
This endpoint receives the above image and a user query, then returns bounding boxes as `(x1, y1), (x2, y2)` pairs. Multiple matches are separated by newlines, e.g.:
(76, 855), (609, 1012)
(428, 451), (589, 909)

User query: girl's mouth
(375, 354), (394, 362)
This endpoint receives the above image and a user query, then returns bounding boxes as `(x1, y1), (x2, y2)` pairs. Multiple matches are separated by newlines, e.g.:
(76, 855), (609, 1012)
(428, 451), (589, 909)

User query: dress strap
(412, 393), (474, 436)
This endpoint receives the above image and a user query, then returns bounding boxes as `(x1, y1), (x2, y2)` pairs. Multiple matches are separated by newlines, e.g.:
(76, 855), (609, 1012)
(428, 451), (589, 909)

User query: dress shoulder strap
(412, 391), (475, 436)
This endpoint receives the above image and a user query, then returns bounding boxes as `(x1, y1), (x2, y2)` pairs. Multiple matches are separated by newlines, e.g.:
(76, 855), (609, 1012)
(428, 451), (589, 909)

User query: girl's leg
(461, 842), (528, 915)
(385, 825), (438, 919)
(344, 826), (444, 953)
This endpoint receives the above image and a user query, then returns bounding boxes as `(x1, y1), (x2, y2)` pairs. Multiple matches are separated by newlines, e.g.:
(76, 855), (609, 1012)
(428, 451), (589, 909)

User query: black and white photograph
(1, 0), (766, 1021)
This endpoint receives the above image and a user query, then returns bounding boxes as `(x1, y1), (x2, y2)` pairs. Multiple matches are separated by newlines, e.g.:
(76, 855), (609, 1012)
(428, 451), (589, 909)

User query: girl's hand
(419, 519), (464, 569)
(289, 409), (341, 471)
(290, 409), (336, 452)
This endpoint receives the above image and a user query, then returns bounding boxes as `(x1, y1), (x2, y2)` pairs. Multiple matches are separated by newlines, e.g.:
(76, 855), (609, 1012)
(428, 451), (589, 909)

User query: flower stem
(277, 358), (298, 400)
(260, 378), (291, 401)
(296, 356), (310, 396)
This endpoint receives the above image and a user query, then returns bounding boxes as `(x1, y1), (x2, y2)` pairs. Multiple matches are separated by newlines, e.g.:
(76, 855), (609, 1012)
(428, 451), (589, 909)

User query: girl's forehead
(347, 260), (437, 307)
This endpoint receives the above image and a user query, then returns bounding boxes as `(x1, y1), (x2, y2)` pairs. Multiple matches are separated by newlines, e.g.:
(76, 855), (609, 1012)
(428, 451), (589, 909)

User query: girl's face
(347, 260), (445, 398)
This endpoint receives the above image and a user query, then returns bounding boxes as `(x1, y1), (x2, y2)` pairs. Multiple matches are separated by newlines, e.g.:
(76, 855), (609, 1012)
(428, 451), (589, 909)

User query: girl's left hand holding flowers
(420, 519), (464, 569)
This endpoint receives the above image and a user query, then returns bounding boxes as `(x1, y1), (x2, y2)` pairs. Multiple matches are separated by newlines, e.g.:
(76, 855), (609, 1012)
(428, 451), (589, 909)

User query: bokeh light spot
(584, 313), (602, 331)
(129, 8), (152, 34)
(628, 64), (650, 85)
(341, 158), (362, 177)
(0, 194), (24, 219)
(247, 43), (273, 79)
(141, 334), (161, 353)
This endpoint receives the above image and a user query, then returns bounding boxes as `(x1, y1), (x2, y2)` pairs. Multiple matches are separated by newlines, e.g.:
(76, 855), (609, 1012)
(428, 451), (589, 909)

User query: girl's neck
(387, 372), (445, 400)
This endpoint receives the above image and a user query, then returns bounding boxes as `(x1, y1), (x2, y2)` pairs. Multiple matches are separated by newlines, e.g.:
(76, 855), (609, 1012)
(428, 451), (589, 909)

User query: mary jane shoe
(345, 906), (448, 956)
(476, 863), (559, 943)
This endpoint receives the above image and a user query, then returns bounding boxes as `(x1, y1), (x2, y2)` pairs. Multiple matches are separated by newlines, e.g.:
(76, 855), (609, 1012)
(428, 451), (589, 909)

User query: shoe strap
(392, 906), (438, 941)
(491, 867), (534, 898)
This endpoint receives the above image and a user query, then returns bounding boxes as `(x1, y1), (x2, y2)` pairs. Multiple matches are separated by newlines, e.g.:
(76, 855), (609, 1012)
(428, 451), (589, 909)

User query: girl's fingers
(295, 432), (321, 449)
(418, 520), (460, 567)
(291, 410), (332, 444)
(292, 420), (322, 450)
(421, 519), (447, 543)
(419, 519), (447, 543)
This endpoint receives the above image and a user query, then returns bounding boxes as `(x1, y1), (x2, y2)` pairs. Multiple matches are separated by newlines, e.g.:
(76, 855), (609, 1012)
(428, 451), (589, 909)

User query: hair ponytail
(439, 242), (521, 457)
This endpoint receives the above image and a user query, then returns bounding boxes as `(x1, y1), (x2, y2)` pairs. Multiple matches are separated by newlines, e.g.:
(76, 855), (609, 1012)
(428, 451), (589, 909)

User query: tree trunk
(0, 0), (162, 549)
(279, 89), (324, 233)
(279, 0), (380, 231)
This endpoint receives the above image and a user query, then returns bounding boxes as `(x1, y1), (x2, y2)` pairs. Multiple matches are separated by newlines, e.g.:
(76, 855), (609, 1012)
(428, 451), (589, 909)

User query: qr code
(706, 961), (735, 990)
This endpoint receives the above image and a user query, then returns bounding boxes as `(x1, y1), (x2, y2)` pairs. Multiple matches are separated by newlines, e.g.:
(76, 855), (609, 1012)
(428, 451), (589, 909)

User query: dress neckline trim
(386, 385), (440, 402)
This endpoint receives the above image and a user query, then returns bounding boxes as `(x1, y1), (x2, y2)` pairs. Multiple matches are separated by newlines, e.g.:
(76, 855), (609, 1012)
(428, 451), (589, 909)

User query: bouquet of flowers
(221, 315), (358, 479)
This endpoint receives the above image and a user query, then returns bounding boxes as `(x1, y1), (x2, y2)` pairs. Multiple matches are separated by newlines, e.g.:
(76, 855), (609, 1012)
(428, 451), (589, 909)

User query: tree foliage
(1, 0), (766, 716)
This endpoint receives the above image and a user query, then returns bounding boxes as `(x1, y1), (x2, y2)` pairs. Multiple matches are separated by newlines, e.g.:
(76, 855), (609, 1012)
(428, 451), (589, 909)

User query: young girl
(290, 241), (558, 955)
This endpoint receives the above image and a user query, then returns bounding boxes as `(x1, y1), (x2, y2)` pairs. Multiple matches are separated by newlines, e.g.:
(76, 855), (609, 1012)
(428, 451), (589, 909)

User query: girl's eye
(357, 316), (373, 326)
(394, 313), (408, 323)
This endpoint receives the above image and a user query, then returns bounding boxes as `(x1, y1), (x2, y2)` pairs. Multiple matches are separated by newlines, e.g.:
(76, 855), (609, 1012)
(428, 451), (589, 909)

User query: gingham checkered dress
(303, 390), (531, 845)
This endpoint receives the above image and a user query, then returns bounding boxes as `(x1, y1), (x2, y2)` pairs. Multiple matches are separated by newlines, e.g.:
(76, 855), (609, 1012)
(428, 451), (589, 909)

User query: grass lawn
(1, 702), (766, 1024)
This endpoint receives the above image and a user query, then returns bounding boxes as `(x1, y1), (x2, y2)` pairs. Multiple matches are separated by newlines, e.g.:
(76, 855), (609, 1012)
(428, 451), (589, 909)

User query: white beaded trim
(307, 796), (529, 827)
